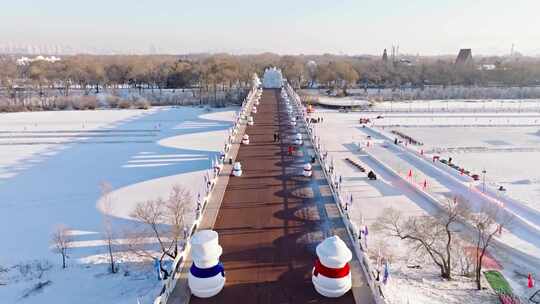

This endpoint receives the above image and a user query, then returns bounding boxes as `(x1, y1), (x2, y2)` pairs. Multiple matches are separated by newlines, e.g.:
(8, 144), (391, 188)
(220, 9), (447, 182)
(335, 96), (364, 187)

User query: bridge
(165, 85), (377, 304)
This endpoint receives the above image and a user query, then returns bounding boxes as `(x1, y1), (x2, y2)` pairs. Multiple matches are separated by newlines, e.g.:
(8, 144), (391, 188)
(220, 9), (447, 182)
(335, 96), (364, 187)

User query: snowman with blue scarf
(188, 230), (226, 298)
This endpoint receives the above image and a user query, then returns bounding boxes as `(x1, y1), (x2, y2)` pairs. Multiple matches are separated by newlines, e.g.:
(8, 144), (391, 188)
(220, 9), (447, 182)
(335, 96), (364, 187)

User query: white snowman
(242, 134), (250, 145)
(232, 162), (243, 177)
(247, 116), (254, 126)
(252, 106), (258, 114)
(188, 230), (226, 298)
(290, 116), (297, 126)
(312, 235), (352, 298)
(294, 133), (303, 145)
(303, 163), (312, 177)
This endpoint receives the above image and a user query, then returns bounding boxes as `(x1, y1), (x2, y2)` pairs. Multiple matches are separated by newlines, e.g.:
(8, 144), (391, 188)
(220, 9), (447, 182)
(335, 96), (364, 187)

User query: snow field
(311, 109), (499, 304)
(0, 106), (237, 303)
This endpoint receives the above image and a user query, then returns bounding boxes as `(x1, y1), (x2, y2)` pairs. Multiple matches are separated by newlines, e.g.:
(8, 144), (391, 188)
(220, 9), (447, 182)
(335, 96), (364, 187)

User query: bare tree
(100, 181), (117, 274)
(469, 204), (512, 290)
(165, 185), (191, 257)
(51, 225), (72, 269)
(453, 237), (474, 277)
(375, 198), (469, 279)
(129, 184), (191, 279)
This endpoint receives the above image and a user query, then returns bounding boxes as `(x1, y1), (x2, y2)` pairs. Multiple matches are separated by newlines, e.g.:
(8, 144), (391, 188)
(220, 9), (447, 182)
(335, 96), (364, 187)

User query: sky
(1, 0), (540, 56)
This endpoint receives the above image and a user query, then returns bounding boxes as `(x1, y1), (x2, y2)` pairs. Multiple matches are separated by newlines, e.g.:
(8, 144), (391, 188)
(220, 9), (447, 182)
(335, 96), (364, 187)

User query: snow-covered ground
(383, 121), (540, 214)
(0, 106), (236, 303)
(311, 99), (540, 303)
(317, 96), (370, 108)
(372, 99), (540, 113)
(312, 109), (499, 304)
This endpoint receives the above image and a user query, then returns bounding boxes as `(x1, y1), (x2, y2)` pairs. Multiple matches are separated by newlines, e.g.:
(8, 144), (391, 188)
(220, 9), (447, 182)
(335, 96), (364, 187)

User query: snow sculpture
(262, 67), (283, 89)
(303, 163), (312, 177)
(247, 116), (254, 126)
(294, 133), (303, 145)
(286, 104), (293, 113)
(290, 116), (297, 126)
(188, 230), (226, 298)
(252, 106), (258, 114)
(232, 162), (243, 177)
(242, 134), (250, 145)
(312, 235), (352, 298)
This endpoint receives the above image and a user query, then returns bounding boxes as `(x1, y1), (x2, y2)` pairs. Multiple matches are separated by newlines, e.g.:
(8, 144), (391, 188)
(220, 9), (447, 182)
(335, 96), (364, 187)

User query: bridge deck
(174, 89), (374, 304)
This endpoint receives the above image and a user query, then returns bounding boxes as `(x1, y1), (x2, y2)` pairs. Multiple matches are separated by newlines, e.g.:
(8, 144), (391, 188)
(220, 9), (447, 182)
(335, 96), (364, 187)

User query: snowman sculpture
(252, 106), (258, 114)
(188, 230), (226, 298)
(294, 133), (303, 145)
(232, 162), (243, 177)
(242, 134), (250, 145)
(247, 116), (254, 126)
(312, 235), (352, 298)
(290, 116), (297, 127)
(303, 163), (312, 177)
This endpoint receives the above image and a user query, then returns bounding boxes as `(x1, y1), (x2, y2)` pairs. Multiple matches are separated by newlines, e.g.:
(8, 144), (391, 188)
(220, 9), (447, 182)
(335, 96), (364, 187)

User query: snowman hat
(316, 235), (352, 268)
(191, 230), (223, 263)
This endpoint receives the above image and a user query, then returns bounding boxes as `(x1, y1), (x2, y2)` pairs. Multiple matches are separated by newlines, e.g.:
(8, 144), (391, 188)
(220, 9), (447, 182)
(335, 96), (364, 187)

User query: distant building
(382, 49), (388, 62)
(479, 64), (496, 71)
(16, 55), (61, 66)
(455, 49), (473, 65)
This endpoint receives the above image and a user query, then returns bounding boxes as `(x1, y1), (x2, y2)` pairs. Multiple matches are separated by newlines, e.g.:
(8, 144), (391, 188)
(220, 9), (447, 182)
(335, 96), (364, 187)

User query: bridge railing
(284, 83), (388, 304)
(152, 76), (261, 304)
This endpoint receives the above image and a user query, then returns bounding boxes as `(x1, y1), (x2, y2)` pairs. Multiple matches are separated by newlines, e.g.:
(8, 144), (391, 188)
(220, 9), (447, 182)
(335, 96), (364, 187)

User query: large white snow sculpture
(188, 230), (226, 298)
(312, 235), (352, 298)
(262, 67), (283, 89)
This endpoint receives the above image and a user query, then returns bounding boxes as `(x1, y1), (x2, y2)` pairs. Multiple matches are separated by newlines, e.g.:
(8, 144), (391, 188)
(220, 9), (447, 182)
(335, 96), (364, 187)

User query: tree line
(2, 53), (540, 111)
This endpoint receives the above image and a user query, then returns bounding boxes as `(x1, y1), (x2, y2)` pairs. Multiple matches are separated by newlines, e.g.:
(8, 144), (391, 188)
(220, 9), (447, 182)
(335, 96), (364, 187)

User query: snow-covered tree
(128, 185), (191, 279)
(469, 204), (512, 290)
(376, 198), (470, 279)
(50, 224), (72, 269)
(100, 181), (118, 274)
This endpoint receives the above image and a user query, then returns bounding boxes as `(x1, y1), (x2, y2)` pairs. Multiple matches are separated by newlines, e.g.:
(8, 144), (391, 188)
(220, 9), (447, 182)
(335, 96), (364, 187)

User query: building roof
(455, 49), (473, 65)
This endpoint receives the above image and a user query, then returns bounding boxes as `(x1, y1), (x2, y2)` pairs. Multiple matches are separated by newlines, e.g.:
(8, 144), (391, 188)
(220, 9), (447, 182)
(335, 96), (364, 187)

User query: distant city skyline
(2, 0), (540, 56)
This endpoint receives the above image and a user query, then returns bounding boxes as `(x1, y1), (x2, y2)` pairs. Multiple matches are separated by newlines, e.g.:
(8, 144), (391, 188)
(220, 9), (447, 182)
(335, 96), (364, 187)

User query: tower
(382, 49), (388, 62)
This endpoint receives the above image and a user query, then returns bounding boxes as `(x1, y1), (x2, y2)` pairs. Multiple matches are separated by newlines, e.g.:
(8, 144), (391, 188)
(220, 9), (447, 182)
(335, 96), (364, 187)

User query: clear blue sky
(2, 0), (539, 55)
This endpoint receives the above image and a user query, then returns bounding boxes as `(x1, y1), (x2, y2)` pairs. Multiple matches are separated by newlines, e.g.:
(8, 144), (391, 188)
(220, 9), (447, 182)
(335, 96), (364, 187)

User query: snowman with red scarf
(312, 235), (352, 297)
